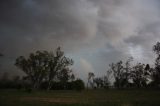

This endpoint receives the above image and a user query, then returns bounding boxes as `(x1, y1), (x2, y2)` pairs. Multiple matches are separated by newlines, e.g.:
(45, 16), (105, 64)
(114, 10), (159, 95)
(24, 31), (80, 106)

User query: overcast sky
(0, 0), (160, 80)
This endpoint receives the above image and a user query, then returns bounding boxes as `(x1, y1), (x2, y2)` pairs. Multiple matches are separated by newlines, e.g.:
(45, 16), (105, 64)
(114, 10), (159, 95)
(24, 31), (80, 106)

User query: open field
(0, 89), (160, 106)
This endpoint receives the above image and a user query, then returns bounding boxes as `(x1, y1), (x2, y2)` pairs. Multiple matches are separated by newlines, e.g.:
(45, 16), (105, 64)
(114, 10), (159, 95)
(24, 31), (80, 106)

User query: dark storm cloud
(0, 0), (99, 76)
(0, 0), (99, 56)
(1, 0), (160, 78)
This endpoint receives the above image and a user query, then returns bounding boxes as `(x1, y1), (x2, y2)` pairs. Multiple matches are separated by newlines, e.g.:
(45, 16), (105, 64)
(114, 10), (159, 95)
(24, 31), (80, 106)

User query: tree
(58, 68), (72, 83)
(103, 70), (112, 89)
(153, 42), (160, 87)
(70, 73), (75, 82)
(123, 57), (133, 88)
(15, 47), (73, 90)
(57, 68), (73, 89)
(145, 64), (150, 71)
(87, 72), (95, 89)
(93, 77), (103, 88)
(93, 70), (112, 89)
(131, 63), (149, 88)
(15, 51), (50, 89)
(47, 47), (73, 90)
(109, 61), (125, 89)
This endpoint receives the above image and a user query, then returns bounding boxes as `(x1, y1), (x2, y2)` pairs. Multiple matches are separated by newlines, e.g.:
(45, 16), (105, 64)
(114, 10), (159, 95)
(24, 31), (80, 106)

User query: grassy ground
(0, 89), (160, 106)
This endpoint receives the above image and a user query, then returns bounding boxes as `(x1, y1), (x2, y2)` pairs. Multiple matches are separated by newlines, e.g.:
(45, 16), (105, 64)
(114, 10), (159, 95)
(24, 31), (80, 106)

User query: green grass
(0, 89), (160, 106)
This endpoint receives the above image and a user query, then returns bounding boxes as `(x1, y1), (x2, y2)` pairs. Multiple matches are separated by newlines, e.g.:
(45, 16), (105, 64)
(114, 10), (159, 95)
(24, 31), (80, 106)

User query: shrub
(73, 79), (85, 91)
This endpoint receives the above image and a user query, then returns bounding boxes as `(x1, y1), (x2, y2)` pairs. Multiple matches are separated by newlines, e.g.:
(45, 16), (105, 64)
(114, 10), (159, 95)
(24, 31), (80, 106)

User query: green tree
(15, 51), (50, 89)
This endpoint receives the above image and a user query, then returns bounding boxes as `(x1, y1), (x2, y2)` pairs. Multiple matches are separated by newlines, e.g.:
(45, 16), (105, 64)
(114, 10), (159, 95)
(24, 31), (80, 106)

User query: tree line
(1, 42), (160, 90)
(87, 42), (160, 89)
(0, 47), (84, 91)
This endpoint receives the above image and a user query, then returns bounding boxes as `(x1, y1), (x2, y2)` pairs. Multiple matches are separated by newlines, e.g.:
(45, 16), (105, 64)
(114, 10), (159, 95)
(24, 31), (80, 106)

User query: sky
(1, 0), (160, 80)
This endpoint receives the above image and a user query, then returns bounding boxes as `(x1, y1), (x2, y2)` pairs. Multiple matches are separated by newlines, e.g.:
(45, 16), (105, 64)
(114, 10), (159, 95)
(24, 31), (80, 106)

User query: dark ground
(0, 89), (160, 106)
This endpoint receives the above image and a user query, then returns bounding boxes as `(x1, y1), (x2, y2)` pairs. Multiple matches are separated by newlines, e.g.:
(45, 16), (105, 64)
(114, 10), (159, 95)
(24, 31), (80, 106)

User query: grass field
(0, 89), (160, 106)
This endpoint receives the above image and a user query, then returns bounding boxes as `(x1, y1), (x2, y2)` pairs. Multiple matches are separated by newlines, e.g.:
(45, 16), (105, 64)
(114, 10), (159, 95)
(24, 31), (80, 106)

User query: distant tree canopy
(90, 55), (156, 89)
(15, 47), (76, 90)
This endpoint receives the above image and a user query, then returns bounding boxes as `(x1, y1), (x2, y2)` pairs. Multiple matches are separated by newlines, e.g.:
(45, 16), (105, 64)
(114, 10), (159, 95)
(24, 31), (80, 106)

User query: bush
(0, 80), (22, 89)
(73, 79), (85, 91)
(40, 79), (85, 91)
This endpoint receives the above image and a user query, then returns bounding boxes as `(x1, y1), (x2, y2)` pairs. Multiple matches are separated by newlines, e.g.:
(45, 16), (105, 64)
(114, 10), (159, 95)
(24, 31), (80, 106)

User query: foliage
(0, 74), (22, 89)
(130, 63), (149, 88)
(93, 73), (112, 89)
(93, 77), (104, 88)
(152, 42), (160, 88)
(72, 79), (85, 91)
(15, 51), (50, 89)
(4, 41), (160, 90)
(57, 68), (72, 83)
(15, 47), (74, 90)
(87, 72), (95, 89)
(46, 47), (73, 90)
(109, 61), (125, 88)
